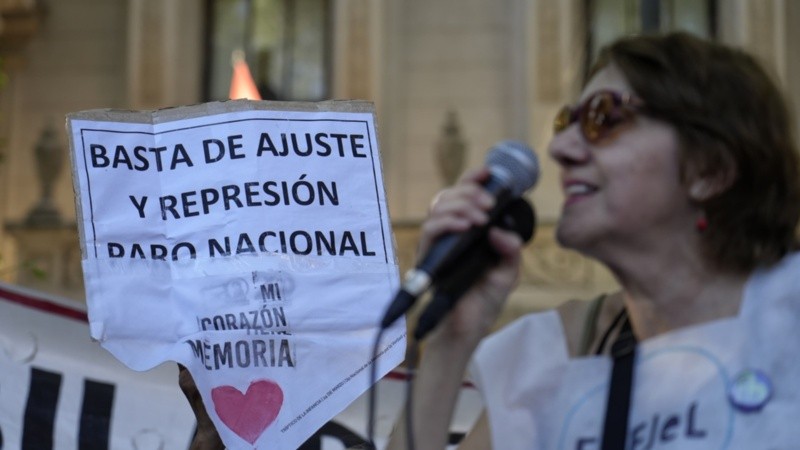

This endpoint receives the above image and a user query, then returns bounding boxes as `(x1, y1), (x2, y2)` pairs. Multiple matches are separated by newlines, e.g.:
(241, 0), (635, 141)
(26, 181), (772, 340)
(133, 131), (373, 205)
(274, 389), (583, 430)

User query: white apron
(470, 252), (800, 450)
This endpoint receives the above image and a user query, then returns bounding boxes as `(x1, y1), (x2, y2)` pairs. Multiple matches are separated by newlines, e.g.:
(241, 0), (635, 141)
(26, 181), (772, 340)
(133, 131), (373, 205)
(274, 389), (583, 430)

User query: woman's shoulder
(742, 250), (800, 316)
(475, 292), (623, 365)
(484, 292), (625, 357)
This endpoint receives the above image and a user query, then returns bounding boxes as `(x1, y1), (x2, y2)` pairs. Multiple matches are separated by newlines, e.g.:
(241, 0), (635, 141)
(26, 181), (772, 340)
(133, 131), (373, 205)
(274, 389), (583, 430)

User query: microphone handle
(380, 289), (416, 328)
(413, 238), (499, 340)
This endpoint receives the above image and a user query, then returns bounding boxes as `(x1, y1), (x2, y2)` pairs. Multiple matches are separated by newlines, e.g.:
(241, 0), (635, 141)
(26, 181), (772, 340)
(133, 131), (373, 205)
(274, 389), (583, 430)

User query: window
(204, 0), (331, 101)
(585, 0), (716, 73)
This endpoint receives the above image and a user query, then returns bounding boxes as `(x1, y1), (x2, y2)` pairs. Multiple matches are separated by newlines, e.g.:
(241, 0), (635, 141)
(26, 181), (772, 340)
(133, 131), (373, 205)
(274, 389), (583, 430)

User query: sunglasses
(553, 90), (644, 143)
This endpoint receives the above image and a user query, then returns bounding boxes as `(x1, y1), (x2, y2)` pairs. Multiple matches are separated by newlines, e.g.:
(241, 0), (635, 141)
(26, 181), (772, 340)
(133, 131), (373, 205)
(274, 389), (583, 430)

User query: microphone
(413, 198), (535, 340)
(380, 141), (538, 329)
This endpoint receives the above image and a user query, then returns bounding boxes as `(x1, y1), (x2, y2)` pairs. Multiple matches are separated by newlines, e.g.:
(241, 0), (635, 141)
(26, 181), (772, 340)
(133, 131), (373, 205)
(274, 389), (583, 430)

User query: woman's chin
(555, 222), (599, 253)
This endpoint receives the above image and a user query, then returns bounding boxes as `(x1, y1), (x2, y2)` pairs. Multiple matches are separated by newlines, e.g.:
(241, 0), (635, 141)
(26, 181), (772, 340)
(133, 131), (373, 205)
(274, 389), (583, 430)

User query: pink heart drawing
(212, 380), (284, 444)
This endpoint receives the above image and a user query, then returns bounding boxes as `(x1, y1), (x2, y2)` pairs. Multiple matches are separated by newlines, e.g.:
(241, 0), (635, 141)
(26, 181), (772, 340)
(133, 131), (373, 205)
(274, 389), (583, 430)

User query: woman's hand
(418, 168), (523, 347)
(178, 364), (225, 450)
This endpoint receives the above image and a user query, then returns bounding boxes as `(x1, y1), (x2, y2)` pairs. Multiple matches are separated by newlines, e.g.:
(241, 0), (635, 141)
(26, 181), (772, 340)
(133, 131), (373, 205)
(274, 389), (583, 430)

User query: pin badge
(728, 368), (772, 413)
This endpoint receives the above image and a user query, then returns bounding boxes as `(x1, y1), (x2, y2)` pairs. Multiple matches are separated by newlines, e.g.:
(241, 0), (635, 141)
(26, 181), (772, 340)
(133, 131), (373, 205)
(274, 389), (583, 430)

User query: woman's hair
(592, 32), (800, 272)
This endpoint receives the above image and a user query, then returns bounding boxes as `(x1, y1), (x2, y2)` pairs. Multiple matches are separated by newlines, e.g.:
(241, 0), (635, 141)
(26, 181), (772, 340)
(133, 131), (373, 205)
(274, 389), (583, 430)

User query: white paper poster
(66, 100), (406, 449)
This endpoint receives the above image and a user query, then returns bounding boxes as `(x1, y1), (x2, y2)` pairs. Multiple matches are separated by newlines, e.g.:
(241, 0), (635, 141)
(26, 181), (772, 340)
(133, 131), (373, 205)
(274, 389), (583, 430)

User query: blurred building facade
(0, 0), (798, 326)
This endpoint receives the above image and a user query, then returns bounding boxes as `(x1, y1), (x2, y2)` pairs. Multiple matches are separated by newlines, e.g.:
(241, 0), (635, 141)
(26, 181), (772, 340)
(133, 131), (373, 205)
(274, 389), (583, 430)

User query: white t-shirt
(470, 252), (800, 450)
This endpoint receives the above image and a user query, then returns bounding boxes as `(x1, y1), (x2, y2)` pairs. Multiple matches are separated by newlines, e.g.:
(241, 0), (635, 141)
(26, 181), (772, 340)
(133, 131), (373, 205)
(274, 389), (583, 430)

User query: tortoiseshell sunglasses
(554, 90), (644, 143)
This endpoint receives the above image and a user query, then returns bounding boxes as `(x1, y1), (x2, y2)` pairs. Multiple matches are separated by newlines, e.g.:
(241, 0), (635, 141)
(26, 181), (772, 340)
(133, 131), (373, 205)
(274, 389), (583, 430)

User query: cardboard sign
(66, 100), (406, 449)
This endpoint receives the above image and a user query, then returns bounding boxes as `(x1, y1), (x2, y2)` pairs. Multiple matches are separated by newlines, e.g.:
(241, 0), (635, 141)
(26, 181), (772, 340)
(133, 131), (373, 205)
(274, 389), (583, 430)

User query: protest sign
(0, 281), (480, 449)
(66, 100), (406, 449)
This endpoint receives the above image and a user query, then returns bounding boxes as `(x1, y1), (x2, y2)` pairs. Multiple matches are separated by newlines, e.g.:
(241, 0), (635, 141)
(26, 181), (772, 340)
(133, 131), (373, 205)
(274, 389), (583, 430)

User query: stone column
(127, 0), (204, 110)
(514, 0), (619, 314)
(0, 0), (46, 283)
(332, 0), (375, 101)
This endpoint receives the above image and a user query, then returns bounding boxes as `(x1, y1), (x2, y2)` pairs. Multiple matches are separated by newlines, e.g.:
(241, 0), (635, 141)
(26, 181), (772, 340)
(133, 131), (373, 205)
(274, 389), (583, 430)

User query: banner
(0, 282), (195, 449)
(66, 100), (407, 449)
(0, 281), (482, 449)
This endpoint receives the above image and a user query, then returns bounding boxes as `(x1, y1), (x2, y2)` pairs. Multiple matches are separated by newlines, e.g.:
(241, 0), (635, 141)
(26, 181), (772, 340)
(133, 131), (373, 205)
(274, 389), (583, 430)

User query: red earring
(696, 217), (708, 232)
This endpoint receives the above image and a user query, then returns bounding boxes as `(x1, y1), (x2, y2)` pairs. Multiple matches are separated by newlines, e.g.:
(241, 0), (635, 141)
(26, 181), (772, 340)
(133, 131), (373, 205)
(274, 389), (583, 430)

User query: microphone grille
(485, 140), (539, 197)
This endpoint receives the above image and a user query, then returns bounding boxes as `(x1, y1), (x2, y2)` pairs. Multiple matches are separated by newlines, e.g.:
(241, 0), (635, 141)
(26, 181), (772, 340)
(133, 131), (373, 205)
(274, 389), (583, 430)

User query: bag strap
(592, 302), (626, 357)
(600, 312), (637, 450)
(578, 293), (607, 356)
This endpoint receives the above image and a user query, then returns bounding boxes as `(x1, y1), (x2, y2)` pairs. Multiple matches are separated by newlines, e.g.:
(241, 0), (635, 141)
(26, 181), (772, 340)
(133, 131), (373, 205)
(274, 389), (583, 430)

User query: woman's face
(549, 64), (695, 258)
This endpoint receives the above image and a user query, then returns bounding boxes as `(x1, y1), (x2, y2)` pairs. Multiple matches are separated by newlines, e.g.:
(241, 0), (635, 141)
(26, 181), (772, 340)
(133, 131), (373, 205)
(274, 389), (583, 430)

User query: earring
(696, 217), (708, 232)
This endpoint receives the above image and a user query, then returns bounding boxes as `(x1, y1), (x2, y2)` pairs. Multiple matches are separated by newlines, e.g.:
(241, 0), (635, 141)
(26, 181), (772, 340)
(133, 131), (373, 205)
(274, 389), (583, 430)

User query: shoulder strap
(600, 313), (637, 450)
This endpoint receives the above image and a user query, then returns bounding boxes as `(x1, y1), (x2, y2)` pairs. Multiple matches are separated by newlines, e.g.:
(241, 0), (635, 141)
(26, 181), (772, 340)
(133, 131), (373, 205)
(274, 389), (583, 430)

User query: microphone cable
(365, 322), (419, 450)
(403, 338), (420, 450)
(366, 325), (383, 449)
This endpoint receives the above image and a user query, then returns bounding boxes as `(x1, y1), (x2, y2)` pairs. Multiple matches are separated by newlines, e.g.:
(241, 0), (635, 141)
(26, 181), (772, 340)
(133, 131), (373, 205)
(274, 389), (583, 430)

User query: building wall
(0, 0), (797, 317)
(788, 0), (800, 137)
(5, 0), (128, 222)
(379, 0), (524, 221)
(0, 0), (129, 298)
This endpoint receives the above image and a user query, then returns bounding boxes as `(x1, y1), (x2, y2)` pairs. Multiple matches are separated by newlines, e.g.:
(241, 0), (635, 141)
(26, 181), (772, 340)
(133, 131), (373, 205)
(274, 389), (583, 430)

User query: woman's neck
(608, 249), (748, 340)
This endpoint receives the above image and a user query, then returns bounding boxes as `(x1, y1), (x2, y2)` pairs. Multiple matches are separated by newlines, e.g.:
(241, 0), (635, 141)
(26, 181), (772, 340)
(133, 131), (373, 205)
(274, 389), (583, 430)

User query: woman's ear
(687, 158), (737, 202)
(689, 178), (717, 201)
(688, 174), (733, 202)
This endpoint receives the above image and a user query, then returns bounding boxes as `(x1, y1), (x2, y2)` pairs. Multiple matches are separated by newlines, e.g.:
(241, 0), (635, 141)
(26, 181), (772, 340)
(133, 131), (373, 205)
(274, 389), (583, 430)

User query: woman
(386, 32), (800, 449)
(182, 32), (800, 449)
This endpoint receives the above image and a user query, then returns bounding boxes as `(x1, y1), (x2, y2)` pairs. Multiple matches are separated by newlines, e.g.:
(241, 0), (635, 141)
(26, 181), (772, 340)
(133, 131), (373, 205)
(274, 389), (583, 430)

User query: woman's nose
(548, 124), (591, 167)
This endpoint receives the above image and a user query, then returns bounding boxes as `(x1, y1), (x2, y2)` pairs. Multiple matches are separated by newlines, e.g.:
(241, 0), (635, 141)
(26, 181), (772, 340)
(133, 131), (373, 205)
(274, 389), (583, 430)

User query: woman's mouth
(563, 182), (598, 205)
